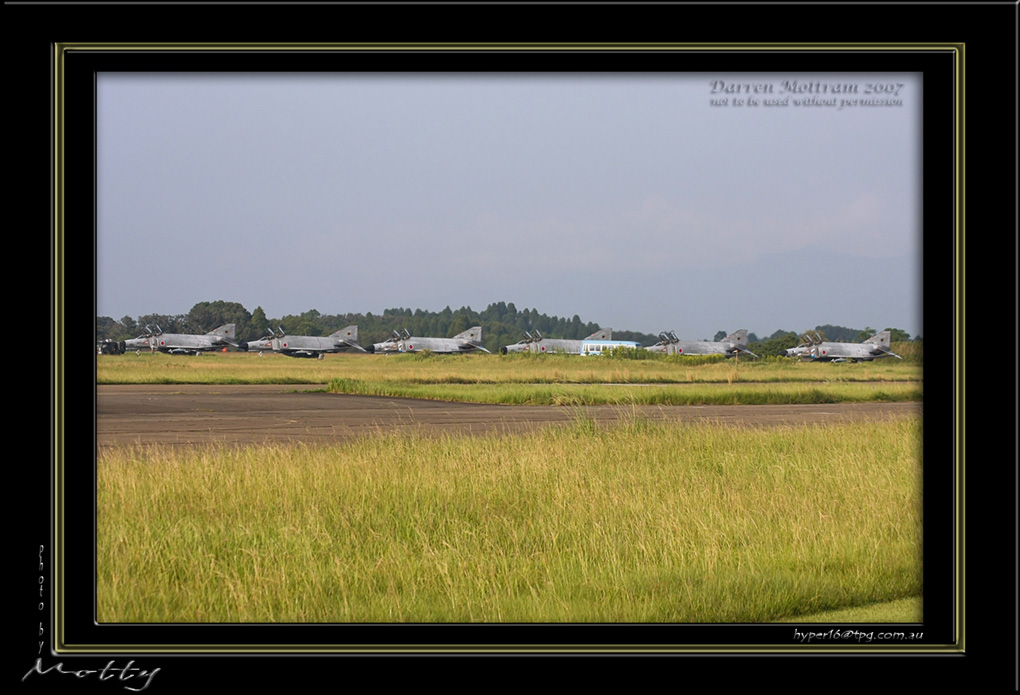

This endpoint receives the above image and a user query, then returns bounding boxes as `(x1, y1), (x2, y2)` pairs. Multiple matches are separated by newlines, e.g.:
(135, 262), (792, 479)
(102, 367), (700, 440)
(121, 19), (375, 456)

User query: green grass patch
(97, 416), (922, 623)
(98, 351), (922, 388)
(324, 379), (921, 406)
(98, 352), (922, 406)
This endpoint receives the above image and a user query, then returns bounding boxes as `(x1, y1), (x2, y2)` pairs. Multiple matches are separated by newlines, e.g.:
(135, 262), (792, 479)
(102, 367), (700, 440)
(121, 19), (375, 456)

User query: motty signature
(23, 659), (160, 692)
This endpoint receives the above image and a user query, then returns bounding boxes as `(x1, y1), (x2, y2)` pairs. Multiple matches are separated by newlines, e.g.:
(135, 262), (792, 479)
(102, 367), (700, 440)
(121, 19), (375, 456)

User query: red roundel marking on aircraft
(283, 342), (288, 348)
(408, 344), (413, 350)
(160, 340), (166, 346)
(677, 347), (683, 354)
(541, 346), (546, 352)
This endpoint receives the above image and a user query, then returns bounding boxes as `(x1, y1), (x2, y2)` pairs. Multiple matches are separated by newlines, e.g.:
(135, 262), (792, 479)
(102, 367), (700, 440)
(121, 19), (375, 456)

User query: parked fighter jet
(141, 323), (242, 355)
(784, 330), (902, 362)
(254, 325), (366, 359)
(499, 328), (613, 355)
(367, 327), (489, 354)
(644, 329), (758, 358)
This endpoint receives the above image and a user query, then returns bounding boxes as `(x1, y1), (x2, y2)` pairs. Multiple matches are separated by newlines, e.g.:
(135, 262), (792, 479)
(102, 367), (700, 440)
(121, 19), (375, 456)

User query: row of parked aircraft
(99, 324), (902, 362)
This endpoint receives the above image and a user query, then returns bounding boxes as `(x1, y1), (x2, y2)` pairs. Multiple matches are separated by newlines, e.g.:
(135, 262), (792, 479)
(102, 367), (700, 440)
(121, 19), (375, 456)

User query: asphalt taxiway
(96, 384), (921, 449)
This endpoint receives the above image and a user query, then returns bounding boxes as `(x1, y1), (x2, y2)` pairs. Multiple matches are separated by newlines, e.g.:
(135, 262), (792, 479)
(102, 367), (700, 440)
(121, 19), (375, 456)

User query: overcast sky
(97, 72), (922, 340)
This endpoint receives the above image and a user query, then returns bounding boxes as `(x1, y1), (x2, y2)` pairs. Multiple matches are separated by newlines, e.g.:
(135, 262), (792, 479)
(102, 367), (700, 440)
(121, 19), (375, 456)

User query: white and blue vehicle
(580, 339), (641, 356)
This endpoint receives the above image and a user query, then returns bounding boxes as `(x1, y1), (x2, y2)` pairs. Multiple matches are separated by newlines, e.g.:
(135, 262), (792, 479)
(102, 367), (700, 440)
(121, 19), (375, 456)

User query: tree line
(96, 301), (918, 357)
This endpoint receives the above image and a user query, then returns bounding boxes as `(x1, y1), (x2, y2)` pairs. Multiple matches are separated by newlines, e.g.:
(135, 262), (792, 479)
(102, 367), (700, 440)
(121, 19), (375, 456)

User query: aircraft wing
(337, 339), (369, 353)
(874, 347), (903, 359)
(455, 340), (489, 353)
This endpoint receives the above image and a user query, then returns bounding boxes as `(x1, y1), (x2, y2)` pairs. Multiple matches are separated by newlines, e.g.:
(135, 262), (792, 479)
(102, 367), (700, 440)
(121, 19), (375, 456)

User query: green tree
(449, 313), (470, 336)
(96, 316), (119, 341)
(749, 331), (801, 357)
(278, 309), (324, 336)
(137, 313), (189, 334)
(188, 301), (252, 337)
(120, 316), (138, 336)
(813, 325), (857, 342)
(250, 306), (269, 339)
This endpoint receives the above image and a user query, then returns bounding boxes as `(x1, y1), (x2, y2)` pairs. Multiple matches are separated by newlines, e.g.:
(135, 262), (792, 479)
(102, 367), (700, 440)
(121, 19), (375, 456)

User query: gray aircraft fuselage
(500, 328), (613, 355)
(124, 336), (150, 351)
(645, 329), (756, 358)
(371, 327), (488, 354)
(786, 331), (900, 362)
(144, 324), (238, 355)
(246, 337), (274, 352)
(265, 326), (363, 358)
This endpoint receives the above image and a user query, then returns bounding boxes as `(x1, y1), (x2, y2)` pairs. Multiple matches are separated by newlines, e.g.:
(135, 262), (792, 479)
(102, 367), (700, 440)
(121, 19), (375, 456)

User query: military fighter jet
(644, 329), (758, 358)
(368, 327), (489, 354)
(140, 323), (242, 355)
(784, 330), (902, 362)
(499, 328), (613, 355)
(255, 325), (366, 359)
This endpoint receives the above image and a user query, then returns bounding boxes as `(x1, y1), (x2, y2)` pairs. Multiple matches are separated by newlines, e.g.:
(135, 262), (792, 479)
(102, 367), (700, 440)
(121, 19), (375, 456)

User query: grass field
(97, 352), (922, 407)
(97, 415), (922, 623)
(324, 377), (920, 406)
(95, 349), (924, 626)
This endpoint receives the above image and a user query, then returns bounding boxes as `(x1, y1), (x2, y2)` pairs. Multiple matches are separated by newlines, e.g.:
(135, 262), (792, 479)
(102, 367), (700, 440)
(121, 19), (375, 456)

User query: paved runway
(96, 384), (921, 449)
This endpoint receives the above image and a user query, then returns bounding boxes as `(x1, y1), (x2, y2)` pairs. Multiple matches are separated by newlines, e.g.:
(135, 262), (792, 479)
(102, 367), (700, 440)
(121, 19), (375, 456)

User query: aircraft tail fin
(585, 328), (613, 340)
(863, 330), (892, 347)
(207, 324), (236, 338)
(724, 329), (749, 346)
(864, 331), (901, 359)
(453, 326), (483, 343)
(332, 325), (368, 352)
(330, 325), (359, 341)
